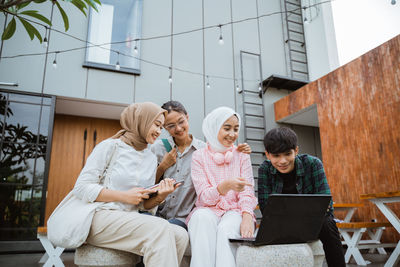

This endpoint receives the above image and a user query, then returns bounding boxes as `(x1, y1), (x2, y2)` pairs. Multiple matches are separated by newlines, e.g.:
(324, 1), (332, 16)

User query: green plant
(1, 0), (101, 42)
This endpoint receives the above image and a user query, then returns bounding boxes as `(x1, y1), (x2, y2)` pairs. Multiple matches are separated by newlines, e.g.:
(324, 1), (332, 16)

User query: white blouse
(73, 138), (157, 212)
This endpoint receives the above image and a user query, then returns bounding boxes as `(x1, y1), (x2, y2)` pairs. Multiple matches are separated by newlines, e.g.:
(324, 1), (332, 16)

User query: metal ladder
(281, 0), (309, 81)
(239, 51), (266, 203)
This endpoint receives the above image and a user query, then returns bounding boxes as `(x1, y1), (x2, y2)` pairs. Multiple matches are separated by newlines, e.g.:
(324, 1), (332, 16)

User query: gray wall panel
(44, 2), (89, 98)
(0, 3), (52, 93)
(86, 69), (134, 104)
(135, 0), (171, 104)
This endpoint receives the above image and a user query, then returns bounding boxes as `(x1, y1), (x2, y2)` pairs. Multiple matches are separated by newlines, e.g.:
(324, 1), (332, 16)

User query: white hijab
(202, 106), (241, 152)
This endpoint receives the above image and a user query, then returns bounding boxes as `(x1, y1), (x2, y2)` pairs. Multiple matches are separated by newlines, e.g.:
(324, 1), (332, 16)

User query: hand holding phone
(146, 178), (184, 198)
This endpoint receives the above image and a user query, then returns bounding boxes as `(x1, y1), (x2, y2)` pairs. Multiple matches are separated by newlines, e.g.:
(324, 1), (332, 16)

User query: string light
(206, 75), (211, 88)
(134, 40), (138, 54)
(236, 79), (242, 94)
(168, 67), (172, 84)
(52, 52), (58, 69)
(1, 0), (332, 82)
(43, 26), (48, 48)
(258, 81), (262, 92)
(218, 25), (224, 45)
(115, 52), (120, 70)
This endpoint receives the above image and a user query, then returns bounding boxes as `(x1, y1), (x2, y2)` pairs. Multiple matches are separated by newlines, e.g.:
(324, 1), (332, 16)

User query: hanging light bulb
(115, 52), (120, 70)
(391, 0), (396, 5)
(235, 79), (241, 93)
(304, 17), (309, 24)
(206, 75), (211, 88)
(43, 27), (48, 48)
(168, 67), (172, 84)
(52, 52), (58, 69)
(258, 82), (262, 92)
(218, 25), (224, 46)
(134, 40), (138, 55)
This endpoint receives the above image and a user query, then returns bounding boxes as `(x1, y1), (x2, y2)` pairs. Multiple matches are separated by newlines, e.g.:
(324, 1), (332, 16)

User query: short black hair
(263, 127), (298, 154)
(161, 100), (187, 115)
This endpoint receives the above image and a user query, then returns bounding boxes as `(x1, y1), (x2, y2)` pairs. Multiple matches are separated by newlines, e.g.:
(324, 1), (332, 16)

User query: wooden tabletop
(37, 226), (47, 234)
(333, 203), (364, 208)
(360, 191), (400, 200)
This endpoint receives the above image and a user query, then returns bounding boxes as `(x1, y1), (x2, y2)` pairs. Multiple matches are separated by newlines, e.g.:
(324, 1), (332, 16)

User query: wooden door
(44, 115), (120, 223)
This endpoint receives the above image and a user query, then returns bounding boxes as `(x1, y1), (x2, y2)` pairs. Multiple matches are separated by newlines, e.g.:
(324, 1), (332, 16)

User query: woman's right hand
(123, 187), (156, 205)
(218, 177), (252, 195)
(160, 147), (177, 169)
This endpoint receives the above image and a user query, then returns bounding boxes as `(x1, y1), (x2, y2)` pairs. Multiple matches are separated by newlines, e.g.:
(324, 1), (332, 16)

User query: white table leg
(344, 208), (356, 222)
(39, 252), (49, 263)
(37, 233), (65, 267)
(384, 241), (400, 267)
(374, 202), (400, 233)
(371, 200), (400, 267)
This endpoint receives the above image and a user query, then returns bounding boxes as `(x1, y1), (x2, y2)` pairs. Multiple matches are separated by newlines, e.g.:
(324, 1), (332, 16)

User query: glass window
(1, 143), (36, 185)
(39, 105), (51, 144)
(0, 185), (41, 240)
(4, 102), (41, 142)
(84, 0), (143, 74)
(0, 90), (54, 242)
(8, 93), (42, 104)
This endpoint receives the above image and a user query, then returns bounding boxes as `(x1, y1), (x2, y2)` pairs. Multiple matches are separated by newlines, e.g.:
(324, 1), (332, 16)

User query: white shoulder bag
(47, 144), (118, 248)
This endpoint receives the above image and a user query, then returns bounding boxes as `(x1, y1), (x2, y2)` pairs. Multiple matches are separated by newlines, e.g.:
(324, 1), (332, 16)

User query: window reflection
(0, 91), (53, 241)
(1, 144), (36, 185)
(5, 102), (40, 140)
(39, 105), (50, 142)
(0, 185), (41, 240)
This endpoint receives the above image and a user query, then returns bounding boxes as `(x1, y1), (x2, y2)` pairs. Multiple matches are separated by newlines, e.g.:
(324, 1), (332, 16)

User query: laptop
(229, 194), (331, 246)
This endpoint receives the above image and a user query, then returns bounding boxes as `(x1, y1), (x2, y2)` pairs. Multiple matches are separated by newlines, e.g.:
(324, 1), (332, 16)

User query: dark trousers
(319, 214), (346, 267)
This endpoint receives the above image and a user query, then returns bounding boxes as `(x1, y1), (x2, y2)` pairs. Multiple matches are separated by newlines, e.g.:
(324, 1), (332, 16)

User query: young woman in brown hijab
(72, 102), (189, 267)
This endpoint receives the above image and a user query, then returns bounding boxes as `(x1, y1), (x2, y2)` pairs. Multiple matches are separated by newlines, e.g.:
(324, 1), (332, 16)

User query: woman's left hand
(237, 143), (252, 154)
(240, 212), (255, 238)
(156, 178), (180, 200)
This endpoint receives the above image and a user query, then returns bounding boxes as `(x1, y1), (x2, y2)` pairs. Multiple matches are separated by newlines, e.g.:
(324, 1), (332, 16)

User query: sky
(331, 0), (400, 65)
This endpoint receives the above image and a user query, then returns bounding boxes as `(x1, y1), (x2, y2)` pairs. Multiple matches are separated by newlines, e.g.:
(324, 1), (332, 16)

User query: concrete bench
(235, 240), (325, 267)
(74, 244), (141, 267)
(336, 221), (396, 265)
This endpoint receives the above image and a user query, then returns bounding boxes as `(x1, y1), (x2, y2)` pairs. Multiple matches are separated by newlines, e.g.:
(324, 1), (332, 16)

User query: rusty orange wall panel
(274, 35), (400, 242)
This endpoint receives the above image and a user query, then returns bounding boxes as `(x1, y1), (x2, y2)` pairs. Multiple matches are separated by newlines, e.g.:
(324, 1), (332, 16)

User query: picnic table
(360, 191), (400, 267)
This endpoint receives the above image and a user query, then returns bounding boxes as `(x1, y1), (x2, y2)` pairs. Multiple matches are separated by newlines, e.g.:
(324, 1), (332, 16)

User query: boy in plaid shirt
(258, 127), (345, 267)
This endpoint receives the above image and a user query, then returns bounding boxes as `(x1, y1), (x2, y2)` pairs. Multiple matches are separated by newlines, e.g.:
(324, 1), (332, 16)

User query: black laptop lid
(255, 194), (331, 246)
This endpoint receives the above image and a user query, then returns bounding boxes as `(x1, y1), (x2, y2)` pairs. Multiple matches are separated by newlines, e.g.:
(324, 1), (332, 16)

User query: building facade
(0, 0), (337, 251)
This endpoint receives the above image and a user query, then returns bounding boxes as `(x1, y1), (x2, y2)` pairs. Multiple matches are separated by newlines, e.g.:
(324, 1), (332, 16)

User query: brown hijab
(112, 102), (167, 151)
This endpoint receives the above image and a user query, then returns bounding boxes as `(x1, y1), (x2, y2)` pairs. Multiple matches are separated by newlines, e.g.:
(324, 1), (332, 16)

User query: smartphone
(145, 180), (184, 198)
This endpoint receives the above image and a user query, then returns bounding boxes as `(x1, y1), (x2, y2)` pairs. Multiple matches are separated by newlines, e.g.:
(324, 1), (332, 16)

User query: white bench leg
(38, 233), (65, 267)
(367, 227), (387, 254)
(340, 228), (370, 266)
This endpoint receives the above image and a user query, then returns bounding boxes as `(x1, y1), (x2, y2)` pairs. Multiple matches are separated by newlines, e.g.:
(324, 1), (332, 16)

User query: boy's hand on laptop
(240, 212), (254, 238)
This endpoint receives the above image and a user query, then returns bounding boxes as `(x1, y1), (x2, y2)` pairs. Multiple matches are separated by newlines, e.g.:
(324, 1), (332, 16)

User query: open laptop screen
(254, 194), (331, 246)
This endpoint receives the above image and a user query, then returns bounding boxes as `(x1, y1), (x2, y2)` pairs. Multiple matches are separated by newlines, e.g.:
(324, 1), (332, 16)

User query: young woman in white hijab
(187, 106), (258, 267)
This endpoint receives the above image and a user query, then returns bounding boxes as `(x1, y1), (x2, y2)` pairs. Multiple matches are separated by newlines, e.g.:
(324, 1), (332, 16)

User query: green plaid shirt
(258, 154), (333, 215)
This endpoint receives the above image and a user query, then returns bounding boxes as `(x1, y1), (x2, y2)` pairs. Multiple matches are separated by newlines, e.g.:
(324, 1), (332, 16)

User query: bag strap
(101, 143), (118, 187)
(162, 138), (172, 152)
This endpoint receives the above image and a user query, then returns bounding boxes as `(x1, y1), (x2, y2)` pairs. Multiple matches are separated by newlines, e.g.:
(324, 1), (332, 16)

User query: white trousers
(87, 209), (189, 267)
(188, 208), (242, 267)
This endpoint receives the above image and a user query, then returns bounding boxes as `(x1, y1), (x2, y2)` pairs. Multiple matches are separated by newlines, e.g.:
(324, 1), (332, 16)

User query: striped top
(187, 144), (257, 223)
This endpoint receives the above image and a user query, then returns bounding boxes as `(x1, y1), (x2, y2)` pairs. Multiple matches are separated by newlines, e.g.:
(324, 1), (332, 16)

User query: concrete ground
(0, 251), (399, 267)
